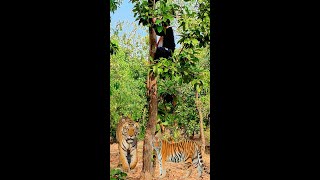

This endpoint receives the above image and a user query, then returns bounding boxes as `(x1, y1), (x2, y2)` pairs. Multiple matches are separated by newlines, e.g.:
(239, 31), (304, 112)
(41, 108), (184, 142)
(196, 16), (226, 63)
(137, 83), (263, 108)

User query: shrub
(110, 168), (127, 180)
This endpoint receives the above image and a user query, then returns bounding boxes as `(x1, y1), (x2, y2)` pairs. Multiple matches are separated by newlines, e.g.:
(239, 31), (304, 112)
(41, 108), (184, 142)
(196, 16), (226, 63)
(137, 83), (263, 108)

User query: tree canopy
(110, 0), (210, 141)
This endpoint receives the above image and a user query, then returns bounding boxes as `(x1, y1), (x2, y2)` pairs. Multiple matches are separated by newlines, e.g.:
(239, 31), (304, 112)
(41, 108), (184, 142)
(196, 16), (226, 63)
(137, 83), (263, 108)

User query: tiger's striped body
(151, 136), (207, 179)
(116, 117), (139, 172)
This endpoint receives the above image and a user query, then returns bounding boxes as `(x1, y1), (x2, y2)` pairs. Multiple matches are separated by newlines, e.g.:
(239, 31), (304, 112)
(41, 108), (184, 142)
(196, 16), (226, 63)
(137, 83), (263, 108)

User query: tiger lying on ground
(151, 134), (210, 179)
(116, 116), (139, 172)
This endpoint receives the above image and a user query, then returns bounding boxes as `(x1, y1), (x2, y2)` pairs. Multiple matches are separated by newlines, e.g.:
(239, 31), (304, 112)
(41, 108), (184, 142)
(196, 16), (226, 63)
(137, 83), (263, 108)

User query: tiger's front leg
(117, 144), (122, 168)
(158, 158), (167, 178)
(129, 146), (138, 171)
(118, 144), (130, 172)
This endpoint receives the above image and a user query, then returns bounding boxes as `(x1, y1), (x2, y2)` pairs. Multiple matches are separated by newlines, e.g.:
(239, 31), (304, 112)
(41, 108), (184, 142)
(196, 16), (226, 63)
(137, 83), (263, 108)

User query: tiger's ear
(135, 122), (140, 132)
(120, 117), (126, 123)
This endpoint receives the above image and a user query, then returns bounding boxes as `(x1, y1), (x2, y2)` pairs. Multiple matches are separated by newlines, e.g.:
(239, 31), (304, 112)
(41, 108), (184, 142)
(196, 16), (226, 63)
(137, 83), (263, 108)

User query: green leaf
(191, 38), (198, 45)
(152, 65), (156, 73)
(110, 169), (121, 175)
(196, 84), (201, 93)
(155, 19), (162, 25)
(156, 26), (163, 33)
(162, 121), (169, 126)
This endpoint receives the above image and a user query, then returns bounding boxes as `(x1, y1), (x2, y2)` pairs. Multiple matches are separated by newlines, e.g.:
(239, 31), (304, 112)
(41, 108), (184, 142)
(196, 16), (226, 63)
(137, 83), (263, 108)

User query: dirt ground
(110, 141), (210, 180)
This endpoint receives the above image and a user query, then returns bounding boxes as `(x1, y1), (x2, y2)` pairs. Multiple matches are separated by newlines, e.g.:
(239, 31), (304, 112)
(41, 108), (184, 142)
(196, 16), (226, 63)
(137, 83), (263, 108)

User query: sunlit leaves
(132, 0), (176, 27)
(110, 22), (148, 138)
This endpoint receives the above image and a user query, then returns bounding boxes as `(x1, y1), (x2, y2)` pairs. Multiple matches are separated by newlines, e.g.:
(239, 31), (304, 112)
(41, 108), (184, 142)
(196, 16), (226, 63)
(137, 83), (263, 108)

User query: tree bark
(195, 90), (206, 155)
(142, 0), (158, 176)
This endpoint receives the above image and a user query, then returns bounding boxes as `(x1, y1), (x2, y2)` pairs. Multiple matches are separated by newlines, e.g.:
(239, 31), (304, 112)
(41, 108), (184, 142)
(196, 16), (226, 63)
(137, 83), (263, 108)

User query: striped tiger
(151, 134), (209, 179)
(116, 116), (139, 172)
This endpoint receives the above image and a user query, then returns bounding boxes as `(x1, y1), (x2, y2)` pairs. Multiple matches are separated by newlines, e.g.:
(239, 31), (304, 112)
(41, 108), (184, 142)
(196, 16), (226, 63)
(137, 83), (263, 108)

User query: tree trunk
(142, 1), (158, 177)
(195, 90), (206, 155)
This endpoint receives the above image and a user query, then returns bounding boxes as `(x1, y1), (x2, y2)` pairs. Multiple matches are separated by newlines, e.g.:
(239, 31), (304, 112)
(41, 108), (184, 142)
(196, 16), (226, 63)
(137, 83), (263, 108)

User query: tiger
(116, 116), (139, 172)
(151, 133), (209, 179)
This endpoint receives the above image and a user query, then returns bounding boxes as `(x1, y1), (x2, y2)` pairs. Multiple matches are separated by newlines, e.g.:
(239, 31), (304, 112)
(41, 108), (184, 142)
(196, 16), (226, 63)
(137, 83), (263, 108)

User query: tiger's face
(123, 122), (139, 144)
(151, 136), (162, 151)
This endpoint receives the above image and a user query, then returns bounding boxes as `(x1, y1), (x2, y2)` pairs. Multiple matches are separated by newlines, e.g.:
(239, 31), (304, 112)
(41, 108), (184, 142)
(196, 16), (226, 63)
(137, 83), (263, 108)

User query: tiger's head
(151, 132), (163, 151)
(122, 120), (139, 144)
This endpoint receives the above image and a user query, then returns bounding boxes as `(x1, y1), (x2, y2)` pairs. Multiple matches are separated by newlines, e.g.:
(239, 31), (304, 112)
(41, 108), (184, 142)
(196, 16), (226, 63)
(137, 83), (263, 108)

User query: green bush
(110, 168), (127, 180)
(110, 21), (149, 140)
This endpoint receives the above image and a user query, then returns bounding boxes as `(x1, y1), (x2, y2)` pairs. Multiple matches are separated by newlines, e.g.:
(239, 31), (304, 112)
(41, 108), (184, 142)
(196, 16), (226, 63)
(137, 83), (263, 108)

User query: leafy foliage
(110, 21), (149, 139)
(131, 0), (178, 28)
(110, 0), (123, 13)
(177, 0), (210, 48)
(110, 0), (124, 54)
(110, 0), (211, 141)
(110, 168), (127, 180)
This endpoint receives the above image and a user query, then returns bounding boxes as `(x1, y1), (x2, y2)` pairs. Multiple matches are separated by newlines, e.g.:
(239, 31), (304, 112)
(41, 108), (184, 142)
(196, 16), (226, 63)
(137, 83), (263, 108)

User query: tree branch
(178, 44), (185, 56)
